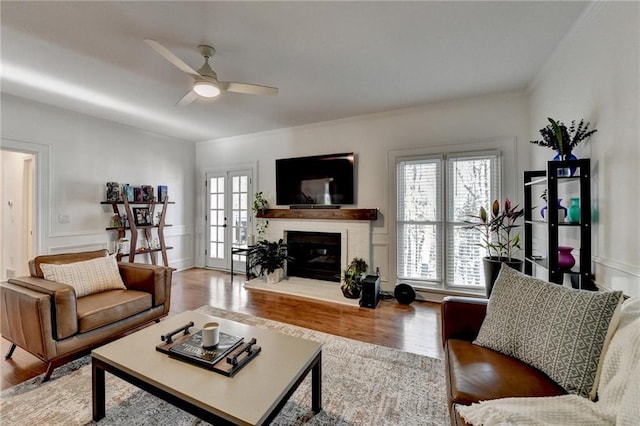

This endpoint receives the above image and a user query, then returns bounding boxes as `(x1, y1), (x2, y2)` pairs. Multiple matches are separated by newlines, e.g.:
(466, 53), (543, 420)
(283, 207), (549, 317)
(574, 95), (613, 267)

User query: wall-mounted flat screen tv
(276, 152), (355, 206)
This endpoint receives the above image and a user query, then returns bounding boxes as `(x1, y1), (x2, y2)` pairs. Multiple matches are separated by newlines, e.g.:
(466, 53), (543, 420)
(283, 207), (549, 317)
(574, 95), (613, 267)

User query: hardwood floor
(1, 268), (443, 390)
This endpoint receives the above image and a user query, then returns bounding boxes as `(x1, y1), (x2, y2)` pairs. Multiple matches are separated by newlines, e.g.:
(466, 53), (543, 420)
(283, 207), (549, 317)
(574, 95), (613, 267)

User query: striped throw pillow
(40, 255), (126, 297)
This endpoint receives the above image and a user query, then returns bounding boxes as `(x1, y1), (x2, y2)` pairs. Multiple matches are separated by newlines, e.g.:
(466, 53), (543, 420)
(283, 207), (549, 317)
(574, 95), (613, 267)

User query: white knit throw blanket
(457, 298), (640, 426)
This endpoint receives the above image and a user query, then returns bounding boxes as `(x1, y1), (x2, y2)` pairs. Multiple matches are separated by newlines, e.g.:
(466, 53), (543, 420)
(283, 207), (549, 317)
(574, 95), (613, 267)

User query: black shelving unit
(524, 159), (593, 289)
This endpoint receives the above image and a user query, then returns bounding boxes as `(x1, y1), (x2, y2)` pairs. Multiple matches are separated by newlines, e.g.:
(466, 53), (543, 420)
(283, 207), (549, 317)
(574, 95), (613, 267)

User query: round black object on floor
(394, 283), (416, 304)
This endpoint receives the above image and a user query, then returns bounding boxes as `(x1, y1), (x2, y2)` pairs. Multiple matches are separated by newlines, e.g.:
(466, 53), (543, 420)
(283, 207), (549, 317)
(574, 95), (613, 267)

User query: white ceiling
(1, 1), (589, 143)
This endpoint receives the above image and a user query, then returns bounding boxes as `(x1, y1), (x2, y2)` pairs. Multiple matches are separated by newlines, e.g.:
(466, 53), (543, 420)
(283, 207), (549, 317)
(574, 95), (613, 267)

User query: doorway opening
(1, 149), (36, 280)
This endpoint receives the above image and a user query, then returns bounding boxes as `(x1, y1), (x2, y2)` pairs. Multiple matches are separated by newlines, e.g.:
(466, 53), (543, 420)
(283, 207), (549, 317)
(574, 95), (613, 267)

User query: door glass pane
(208, 176), (225, 260)
(230, 174), (249, 248)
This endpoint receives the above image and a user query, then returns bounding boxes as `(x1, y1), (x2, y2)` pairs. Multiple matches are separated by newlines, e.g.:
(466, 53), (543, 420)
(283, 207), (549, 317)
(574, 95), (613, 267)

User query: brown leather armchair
(441, 296), (566, 426)
(1, 249), (172, 381)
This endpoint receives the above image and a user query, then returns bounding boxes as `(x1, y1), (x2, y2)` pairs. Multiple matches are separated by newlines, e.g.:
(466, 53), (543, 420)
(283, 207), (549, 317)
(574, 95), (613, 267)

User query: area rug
(244, 276), (360, 307)
(0, 306), (448, 425)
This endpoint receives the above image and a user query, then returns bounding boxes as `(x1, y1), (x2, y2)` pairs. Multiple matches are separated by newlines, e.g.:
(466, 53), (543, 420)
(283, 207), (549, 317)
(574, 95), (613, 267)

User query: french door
(205, 169), (252, 271)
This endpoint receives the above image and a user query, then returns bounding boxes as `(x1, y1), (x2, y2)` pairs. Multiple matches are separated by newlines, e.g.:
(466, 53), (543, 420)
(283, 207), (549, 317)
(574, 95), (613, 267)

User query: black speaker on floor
(394, 283), (416, 305)
(360, 275), (381, 308)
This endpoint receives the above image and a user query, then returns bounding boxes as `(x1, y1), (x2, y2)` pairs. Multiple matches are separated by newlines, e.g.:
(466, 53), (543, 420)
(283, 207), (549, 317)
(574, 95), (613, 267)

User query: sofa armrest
(441, 296), (488, 346)
(5, 276), (78, 340)
(118, 262), (172, 310)
(1, 281), (59, 361)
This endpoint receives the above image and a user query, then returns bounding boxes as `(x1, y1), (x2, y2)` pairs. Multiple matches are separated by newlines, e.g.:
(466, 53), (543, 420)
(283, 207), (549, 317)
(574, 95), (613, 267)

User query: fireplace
(286, 231), (341, 282)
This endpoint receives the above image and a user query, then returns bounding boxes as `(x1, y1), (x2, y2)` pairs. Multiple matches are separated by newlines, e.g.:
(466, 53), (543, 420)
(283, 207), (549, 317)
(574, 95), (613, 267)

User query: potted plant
(530, 118), (597, 175)
(248, 239), (293, 284)
(466, 198), (524, 297)
(341, 257), (368, 299)
(251, 191), (269, 242)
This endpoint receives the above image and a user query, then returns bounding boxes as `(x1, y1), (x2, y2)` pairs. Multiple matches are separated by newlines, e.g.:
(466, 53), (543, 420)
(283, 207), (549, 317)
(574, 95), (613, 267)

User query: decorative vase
(553, 151), (578, 177)
(567, 198), (580, 223)
(557, 246), (576, 270)
(557, 199), (567, 223)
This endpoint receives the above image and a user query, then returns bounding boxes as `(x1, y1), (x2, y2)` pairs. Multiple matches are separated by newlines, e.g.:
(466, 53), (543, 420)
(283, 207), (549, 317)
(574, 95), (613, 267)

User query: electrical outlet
(58, 213), (71, 223)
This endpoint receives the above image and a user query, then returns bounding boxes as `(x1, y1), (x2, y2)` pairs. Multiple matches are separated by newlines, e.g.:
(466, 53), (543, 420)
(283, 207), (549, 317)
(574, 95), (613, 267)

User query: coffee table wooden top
(92, 311), (322, 425)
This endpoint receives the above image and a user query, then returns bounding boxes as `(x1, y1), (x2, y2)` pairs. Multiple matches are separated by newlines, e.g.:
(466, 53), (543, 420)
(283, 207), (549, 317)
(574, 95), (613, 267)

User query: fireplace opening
(286, 231), (341, 282)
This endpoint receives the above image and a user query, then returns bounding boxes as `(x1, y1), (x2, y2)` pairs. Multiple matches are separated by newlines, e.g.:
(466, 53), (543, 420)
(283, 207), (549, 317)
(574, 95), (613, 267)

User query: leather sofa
(1, 249), (172, 381)
(441, 296), (567, 426)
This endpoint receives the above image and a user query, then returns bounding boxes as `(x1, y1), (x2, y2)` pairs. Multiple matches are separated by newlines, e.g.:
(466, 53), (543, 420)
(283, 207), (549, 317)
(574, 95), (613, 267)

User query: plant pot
(553, 152), (578, 176)
(483, 257), (523, 298)
(265, 268), (284, 284)
(341, 286), (361, 299)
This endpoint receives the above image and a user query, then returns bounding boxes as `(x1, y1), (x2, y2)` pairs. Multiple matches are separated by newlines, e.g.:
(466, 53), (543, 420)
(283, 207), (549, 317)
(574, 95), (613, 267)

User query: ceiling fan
(144, 39), (278, 106)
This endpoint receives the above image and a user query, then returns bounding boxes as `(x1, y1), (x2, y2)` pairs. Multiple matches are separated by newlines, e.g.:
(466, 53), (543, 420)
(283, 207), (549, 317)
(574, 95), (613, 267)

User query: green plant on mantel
(252, 191), (269, 238)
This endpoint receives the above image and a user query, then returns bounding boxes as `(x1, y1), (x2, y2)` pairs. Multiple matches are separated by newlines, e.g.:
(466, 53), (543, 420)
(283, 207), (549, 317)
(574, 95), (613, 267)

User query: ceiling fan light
(193, 80), (220, 98)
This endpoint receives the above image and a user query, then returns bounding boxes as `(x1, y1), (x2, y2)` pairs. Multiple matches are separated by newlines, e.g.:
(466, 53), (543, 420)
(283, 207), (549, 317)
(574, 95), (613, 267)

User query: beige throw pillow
(474, 265), (623, 400)
(40, 255), (126, 297)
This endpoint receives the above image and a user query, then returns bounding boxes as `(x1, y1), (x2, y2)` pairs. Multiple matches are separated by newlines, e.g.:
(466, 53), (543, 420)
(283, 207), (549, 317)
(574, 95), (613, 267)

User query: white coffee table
(92, 311), (322, 425)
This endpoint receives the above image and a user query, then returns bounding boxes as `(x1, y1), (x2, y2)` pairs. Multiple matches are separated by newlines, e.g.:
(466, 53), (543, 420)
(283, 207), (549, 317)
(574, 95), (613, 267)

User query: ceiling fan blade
(176, 90), (198, 107)
(220, 82), (279, 96)
(144, 39), (201, 77)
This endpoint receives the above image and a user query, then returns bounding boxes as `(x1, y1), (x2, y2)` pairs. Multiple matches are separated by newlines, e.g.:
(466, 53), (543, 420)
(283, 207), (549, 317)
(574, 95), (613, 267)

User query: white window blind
(397, 151), (500, 290)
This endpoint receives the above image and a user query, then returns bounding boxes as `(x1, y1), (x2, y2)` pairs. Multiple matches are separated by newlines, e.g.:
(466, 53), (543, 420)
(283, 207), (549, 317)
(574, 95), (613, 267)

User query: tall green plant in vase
(466, 198), (524, 297)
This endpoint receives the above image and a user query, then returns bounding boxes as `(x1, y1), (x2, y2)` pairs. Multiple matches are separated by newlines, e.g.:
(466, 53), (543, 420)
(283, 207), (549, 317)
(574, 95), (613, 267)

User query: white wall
(196, 91), (530, 292)
(529, 2), (640, 296)
(0, 95), (196, 271)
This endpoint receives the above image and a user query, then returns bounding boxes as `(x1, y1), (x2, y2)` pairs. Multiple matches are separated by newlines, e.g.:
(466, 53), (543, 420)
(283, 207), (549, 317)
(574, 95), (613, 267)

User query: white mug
(201, 322), (220, 348)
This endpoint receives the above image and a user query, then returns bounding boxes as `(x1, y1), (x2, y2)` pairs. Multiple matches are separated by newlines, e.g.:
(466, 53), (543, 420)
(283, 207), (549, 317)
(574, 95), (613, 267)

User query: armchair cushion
(40, 255), (126, 297)
(76, 289), (152, 333)
(474, 265), (623, 399)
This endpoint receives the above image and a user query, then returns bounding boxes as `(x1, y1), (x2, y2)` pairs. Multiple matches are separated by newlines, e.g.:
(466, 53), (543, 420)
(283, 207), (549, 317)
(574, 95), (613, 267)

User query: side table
(230, 246), (255, 279)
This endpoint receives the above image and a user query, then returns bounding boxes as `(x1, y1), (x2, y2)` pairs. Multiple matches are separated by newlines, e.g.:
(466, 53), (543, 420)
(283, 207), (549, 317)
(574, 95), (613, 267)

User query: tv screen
(276, 153), (355, 206)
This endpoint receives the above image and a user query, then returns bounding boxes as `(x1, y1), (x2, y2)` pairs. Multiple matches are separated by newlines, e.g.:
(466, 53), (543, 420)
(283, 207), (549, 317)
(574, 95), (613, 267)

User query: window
(397, 151), (501, 291)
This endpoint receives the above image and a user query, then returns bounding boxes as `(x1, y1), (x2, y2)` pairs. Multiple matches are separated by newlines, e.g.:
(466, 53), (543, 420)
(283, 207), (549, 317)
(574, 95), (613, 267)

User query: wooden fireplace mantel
(256, 208), (378, 221)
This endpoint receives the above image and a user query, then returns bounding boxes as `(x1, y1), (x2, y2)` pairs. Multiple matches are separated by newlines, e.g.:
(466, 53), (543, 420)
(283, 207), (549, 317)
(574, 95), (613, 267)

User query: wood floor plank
(1, 268), (442, 390)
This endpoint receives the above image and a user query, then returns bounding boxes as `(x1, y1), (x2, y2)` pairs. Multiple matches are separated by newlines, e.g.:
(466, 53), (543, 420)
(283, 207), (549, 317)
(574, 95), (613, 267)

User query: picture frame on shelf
(106, 182), (121, 202)
(133, 207), (152, 226)
(157, 185), (168, 202)
(123, 184), (134, 202)
(142, 185), (155, 202)
(134, 187), (144, 202)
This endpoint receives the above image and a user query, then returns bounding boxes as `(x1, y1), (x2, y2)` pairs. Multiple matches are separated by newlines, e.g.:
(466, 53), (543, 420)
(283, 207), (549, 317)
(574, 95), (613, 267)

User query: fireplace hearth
(286, 231), (341, 282)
